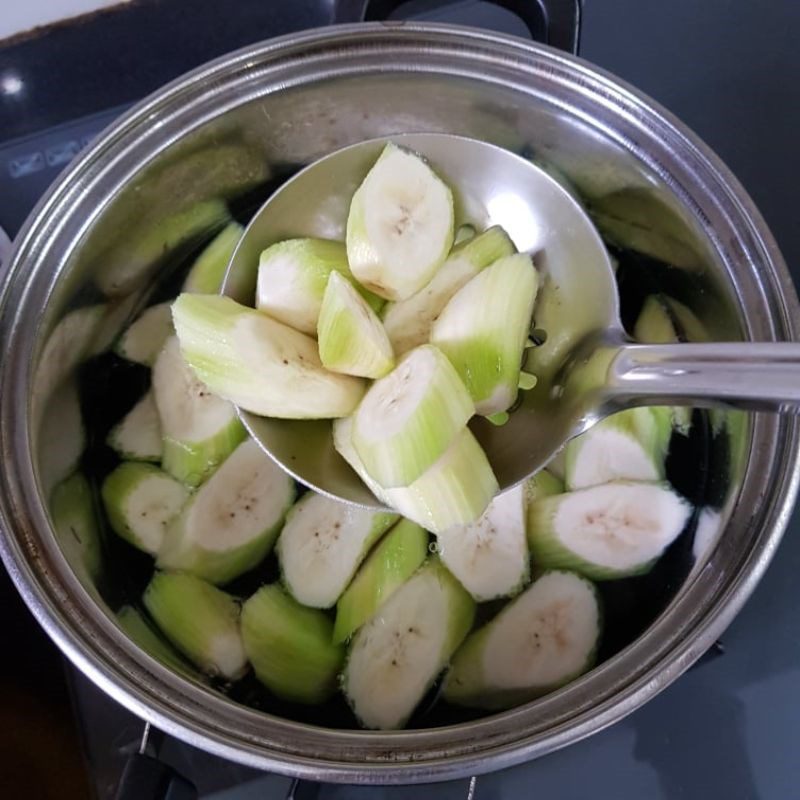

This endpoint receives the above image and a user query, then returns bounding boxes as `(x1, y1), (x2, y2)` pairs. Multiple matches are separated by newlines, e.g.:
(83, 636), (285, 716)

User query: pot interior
(2, 26), (794, 778)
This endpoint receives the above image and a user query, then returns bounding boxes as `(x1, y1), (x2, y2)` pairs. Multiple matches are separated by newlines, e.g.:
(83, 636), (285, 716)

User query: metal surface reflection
(222, 133), (616, 504)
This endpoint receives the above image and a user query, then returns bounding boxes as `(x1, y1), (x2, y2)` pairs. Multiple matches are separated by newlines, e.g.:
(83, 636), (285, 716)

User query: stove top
(2, 1), (799, 798)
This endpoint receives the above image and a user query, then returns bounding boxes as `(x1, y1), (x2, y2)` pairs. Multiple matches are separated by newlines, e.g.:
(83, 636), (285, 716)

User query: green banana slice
(171, 293), (365, 419)
(241, 584), (344, 704)
(633, 295), (695, 435)
(564, 407), (672, 490)
(256, 238), (383, 335)
(444, 570), (600, 709)
(435, 484), (529, 602)
(431, 253), (539, 415)
(352, 344), (473, 488)
(381, 225), (516, 357)
(336, 417), (498, 535)
(101, 462), (189, 555)
(115, 302), (174, 367)
(116, 605), (201, 681)
(182, 221), (244, 294)
(96, 200), (231, 297)
(51, 472), (102, 586)
(527, 480), (692, 580)
(342, 559), (475, 729)
(158, 439), (295, 585)
(276, 491), (397, 608)
(333, 518), (428, 643)
(346, 143), (454, 301)
(38, 377), (86, 497)
(332, 416), (391, 505)
(391, 428), (499, 533)
(143, 571), (247, 680)
(153, 335), (246, 487)
(525, 469), (564, 505)
(107, 390), (163, 463)
(33, 304), (105, 431)
(317, 271), (395, 379)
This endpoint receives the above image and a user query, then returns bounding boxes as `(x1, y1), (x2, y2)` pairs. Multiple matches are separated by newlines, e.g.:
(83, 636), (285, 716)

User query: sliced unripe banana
(564, 407), (671, 490)
(33, 304), (106, 431)
(107, 390), (163, 463)
(101, 462), (189, 555)
(431, 253), (539, 415)
(333, 518), (428, 643)
(38, 377), (86, 497)
(394, 426), (498, 533)
(276, 491), (398, 609)
(153, 334), (247, 487)
(332, 416), (391, 505)
(633, 295), (694, 435)
(51, 472), (102, 586)
(116, 605), (201, 681)
(661, 295), (714, 434)
(346, 143), (454, 301)
(182, 221), (244, 295)
(171, 294), (365, 419)
(527, 480), (692, 579)
(633, 294), (677, 344)
(444, 570), (600, 710)
(335, 418), (498, 533)
(158, 439), (295, 585)
(115, 302), (174, 367)
(96, 201), (231, 297)
(435, 484), (529, 602)
(241, 584), (344, 704)
(525, 469), (564, 505)
(381, 225), (516, 357)
(143, 571), (247, 680)
(352, 344), (473, 488)
(342, 559), (475, 729)
(256, 237), (384, 335)
(664, 296), (710, 343)
(317, 271), (395, 379)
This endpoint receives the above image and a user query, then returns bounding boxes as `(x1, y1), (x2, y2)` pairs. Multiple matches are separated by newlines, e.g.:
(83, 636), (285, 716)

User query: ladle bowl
(222, 132), (800, 507)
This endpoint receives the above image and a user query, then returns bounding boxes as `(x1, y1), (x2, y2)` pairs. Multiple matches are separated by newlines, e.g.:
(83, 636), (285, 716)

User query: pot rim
(1, 22), (799, 783)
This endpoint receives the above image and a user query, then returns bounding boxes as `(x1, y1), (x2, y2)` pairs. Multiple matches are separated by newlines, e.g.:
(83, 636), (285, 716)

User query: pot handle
(538, 0), (582, 54)
(332, 0), (583, 55)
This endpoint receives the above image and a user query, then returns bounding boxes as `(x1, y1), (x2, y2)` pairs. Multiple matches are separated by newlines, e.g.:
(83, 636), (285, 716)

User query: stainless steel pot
(1, 23), (798, 784)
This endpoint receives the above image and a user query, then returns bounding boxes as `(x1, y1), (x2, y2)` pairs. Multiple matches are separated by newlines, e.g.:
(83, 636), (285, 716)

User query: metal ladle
(222, 133), (800, 508)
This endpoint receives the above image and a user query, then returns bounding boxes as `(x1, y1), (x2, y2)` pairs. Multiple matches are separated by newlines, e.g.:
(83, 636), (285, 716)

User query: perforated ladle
(222, 133), (800, 508)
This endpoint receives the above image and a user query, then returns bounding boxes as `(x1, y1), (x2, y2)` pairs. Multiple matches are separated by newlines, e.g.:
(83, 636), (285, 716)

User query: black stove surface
(1, 1), (799, 798)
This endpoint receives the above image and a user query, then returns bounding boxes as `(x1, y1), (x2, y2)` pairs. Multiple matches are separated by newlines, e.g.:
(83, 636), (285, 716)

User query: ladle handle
(606, 343), (800, 411)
